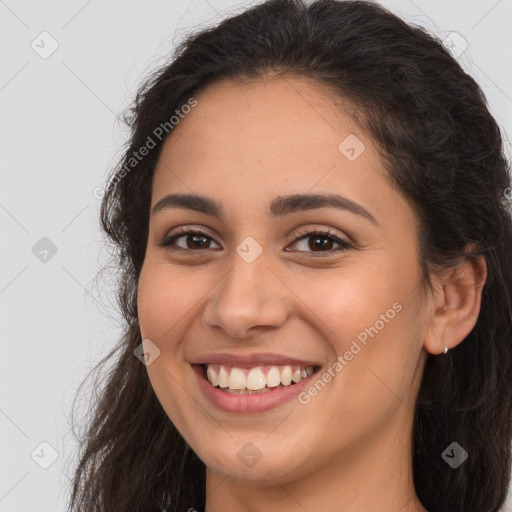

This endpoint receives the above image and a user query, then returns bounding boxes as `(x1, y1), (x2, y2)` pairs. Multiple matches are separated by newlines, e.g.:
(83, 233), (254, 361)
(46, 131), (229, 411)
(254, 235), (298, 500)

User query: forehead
(151, 76), (401, 223)
(161, 76), (360, 160)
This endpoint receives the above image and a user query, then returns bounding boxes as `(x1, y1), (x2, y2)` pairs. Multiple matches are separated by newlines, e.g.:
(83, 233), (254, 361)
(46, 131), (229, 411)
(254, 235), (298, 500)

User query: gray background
(1, 0), (511, 510)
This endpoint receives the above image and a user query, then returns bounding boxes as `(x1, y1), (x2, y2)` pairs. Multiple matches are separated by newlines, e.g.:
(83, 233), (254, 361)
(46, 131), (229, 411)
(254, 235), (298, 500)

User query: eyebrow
(151, 193), (379, 225)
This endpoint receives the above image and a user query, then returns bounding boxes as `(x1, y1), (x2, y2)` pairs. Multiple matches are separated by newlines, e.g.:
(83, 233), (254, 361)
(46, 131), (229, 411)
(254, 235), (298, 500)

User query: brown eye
(160, 230), (221, 251)
(287, 228), (353, 255)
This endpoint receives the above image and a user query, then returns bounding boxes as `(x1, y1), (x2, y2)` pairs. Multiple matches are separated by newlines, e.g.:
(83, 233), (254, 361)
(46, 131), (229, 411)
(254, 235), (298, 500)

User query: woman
(68, 1), (512, 511)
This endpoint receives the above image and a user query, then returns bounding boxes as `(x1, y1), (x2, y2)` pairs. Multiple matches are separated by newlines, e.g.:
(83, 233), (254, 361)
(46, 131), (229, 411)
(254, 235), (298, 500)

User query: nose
(202, 252), (290, 340)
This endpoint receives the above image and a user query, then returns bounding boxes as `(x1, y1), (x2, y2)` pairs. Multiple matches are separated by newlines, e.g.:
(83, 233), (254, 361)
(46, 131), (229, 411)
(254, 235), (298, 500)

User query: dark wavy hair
(67, 1), (512, 511)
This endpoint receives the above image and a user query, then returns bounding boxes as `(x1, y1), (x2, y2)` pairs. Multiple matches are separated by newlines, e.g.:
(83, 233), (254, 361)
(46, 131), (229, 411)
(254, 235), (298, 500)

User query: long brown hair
(68, 1), (512, 511)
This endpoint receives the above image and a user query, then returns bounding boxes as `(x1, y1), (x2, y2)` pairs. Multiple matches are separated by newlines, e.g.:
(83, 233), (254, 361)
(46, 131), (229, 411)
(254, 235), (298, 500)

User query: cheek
(291, 263), (400, 356)
(137, 262), (204, 438)
(298, 257), (421, 403)
(137, 260), (201, 340)
(137, 270), (174, 341)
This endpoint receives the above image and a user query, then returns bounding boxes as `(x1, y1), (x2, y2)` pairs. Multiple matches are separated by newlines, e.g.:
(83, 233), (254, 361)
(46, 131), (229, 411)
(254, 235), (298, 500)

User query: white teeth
(280, 365), (292, 386)
(207, 366), (218, 387)
(204, 363), (317, 391)
(218, 366), (229, 388)
(266, 367), (281, 387)
(229, 368), (246, 390)
(247, 368), (266, 390)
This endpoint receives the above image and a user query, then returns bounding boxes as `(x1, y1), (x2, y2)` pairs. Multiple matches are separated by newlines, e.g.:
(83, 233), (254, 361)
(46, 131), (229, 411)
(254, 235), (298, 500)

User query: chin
(198, 439), (315, 484)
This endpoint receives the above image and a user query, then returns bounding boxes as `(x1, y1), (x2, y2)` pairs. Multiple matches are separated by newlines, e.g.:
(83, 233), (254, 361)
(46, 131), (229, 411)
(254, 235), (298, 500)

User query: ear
(423, 254), (487, 355)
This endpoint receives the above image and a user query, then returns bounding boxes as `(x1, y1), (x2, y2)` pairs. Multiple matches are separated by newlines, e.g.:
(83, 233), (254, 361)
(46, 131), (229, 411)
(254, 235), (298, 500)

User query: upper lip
(191, 352), (322, 368)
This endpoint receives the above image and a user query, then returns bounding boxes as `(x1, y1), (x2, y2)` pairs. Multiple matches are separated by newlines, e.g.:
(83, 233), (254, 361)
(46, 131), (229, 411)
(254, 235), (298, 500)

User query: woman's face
(137, 76), (432, 483)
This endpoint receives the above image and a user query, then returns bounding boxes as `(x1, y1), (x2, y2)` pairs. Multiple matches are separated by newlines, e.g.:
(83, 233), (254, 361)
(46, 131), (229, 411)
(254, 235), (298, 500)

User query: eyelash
(158, 226), (353, 256)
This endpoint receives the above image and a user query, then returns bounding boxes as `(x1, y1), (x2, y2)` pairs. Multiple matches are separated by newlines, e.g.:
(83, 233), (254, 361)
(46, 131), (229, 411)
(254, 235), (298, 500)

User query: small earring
(443, 346), (448, 355)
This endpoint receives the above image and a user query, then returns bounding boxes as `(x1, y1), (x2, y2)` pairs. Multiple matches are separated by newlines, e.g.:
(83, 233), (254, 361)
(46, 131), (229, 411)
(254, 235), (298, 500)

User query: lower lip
(192, 364), (319, 414)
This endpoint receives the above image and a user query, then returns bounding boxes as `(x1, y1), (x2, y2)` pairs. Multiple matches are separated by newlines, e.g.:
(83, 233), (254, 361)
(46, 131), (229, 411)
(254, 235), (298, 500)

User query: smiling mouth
(199, 363), (321, 395)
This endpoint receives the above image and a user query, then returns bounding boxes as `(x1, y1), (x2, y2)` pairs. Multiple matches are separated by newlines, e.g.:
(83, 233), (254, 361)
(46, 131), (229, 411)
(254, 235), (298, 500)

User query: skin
(137, 75), (486, 512)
